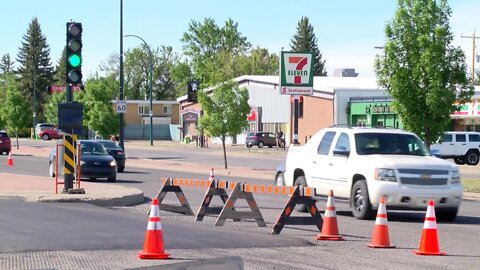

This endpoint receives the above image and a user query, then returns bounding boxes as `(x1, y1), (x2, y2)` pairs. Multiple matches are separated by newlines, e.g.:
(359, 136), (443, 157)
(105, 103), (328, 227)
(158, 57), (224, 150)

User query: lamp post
(125, 34), (153, 146)
(32, 54), (37, 138)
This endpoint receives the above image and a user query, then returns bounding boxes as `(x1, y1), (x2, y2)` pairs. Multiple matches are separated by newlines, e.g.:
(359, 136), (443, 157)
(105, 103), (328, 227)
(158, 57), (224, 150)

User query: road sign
(116, 100), (127, 113)
(50, 85), (81, 93)
(279, 52), (314, 95)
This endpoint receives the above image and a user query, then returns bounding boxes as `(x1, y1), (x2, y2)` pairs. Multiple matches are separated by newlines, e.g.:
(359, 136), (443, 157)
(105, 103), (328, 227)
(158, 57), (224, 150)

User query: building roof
(177, 75), (381, 102)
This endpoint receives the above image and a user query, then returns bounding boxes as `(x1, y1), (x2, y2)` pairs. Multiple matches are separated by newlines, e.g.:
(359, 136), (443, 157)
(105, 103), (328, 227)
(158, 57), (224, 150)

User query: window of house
(138, 105), (150, 115)
(163, 105), (172, 115)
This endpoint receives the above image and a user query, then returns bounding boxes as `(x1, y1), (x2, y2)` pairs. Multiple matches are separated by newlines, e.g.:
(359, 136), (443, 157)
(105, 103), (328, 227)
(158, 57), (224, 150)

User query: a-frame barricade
(195, 180), (240, 222)
(270, 186), (323, 234)
(153, 178), (194, 216)
(215, 182), (266, 227)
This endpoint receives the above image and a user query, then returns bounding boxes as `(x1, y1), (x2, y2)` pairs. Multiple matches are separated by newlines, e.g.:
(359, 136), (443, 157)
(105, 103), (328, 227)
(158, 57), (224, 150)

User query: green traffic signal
(68, 54), (81, 68)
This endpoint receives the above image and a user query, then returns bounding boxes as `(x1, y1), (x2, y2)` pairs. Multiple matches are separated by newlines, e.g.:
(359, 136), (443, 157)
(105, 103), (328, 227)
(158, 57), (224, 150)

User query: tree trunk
(222, 135), (228, 169)
(16, 128), (19, 149)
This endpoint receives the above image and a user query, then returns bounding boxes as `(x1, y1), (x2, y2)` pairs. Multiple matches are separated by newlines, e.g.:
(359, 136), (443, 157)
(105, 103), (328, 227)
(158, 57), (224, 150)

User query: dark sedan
(48, 140), (117, 182)
(245, 132), (285, 148)
(96, 140), (126, 172)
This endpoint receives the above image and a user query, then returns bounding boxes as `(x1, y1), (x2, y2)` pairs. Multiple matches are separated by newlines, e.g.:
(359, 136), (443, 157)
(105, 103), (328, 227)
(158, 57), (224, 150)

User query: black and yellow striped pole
(63, 134), (77, 192)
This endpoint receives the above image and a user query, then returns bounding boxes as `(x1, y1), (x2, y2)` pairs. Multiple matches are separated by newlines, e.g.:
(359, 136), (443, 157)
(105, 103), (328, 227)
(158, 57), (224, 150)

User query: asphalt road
(2, 141), (480, 269)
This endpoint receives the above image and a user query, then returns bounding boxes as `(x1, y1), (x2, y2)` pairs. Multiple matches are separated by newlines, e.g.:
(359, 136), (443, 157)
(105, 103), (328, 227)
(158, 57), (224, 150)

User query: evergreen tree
(0, 54), (15, 74)
(53, 47), (66, 85)
(290, 16), (327, 76)
(16, 17), (54, 126)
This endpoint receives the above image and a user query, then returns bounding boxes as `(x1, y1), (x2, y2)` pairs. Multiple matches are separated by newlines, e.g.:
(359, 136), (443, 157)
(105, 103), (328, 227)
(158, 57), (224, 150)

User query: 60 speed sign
(116, 100), (127, 113)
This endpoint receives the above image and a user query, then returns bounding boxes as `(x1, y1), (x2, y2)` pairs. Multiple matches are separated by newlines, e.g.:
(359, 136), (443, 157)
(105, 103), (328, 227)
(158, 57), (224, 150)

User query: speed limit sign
(116, 100), (127, 113)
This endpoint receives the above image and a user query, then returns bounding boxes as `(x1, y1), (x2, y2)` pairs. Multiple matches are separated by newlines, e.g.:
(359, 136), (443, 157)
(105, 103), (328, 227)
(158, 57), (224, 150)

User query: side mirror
(333, 146), (350, 156)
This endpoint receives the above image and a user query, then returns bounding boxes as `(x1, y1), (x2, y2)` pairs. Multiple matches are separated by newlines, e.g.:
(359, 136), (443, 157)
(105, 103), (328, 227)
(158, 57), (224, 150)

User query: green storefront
(348, 97), (403, 128)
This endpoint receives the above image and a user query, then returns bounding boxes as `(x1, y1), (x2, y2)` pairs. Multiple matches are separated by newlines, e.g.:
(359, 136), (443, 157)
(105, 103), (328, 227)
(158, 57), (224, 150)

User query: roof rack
(329, 124), (401, 130)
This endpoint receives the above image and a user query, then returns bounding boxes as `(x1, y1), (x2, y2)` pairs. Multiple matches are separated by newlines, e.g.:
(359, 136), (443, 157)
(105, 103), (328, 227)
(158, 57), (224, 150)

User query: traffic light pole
(63, 84), (74, 192)
(118, 0), (125, 152)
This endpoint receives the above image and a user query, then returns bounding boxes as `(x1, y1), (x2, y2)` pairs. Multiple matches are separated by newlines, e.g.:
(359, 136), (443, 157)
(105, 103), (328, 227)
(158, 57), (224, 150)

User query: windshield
(80, 142), (108, 155)
(355, 133), (430, 156)
(99, 141), (119, 149)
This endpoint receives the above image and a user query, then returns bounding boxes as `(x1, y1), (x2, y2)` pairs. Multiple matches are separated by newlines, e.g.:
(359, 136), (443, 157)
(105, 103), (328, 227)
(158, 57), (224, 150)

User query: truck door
(326, 132), (351, 198)
(308, 131), (336, 194)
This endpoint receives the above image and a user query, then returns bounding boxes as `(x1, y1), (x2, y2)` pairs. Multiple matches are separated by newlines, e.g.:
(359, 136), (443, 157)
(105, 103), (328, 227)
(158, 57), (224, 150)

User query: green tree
(0, 54), (15, 74)
(181, 18), (251, 86)
(375, 0), (473, 146)
(238, 46), (279, 75)
(0, 74), (31, 147)
(53, 47), (66, 85)
(290, 16), (327, 76)
(197, 77), (250, 169)
(43, 91), (66, 125)
(16, 17), (54, 125)
(475, 68), (480, 85)
(170, 61), (193, 97)
(79, 76), (118, 138)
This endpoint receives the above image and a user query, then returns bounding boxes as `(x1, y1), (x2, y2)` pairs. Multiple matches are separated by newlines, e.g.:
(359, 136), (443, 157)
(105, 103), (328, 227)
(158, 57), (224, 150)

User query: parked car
(0, 130), (11, 155)
(281, 126), (463, 221)
(96, 140), (126, 172)
(39, 128), (63, 140)
(48, 140), (117, 182)
(430, 131), (480, 165)
(245, 132), (284, 148)
(35, 123), (56, 136)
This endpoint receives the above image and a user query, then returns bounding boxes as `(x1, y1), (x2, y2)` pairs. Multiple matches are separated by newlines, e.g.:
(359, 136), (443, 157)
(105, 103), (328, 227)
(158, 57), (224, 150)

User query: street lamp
(124, 34), (153, 146)
(32, 54), (37, 138)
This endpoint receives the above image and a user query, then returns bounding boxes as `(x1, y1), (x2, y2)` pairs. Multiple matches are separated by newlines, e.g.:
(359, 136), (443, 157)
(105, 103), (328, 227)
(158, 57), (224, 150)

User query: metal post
(118, 0), (125, 152)
(32, 55), (37, 138)
(293, 95), (299, 144)
(124, 34), (153, 146)
(461, 31), (479, 84)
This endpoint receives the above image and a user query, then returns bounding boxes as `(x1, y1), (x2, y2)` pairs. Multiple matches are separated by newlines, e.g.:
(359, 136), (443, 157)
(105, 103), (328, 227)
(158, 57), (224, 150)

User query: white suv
(283, 127), (463, 221)
(430, 131), (480, 166)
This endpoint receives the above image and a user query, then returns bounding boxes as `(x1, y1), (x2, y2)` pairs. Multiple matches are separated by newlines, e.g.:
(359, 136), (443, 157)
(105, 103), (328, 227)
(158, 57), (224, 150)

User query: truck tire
(351, 180), (375, 220)
(454, 157), (466, 165)
(293, 175), (308, 212)
(465, 150), (479, 166)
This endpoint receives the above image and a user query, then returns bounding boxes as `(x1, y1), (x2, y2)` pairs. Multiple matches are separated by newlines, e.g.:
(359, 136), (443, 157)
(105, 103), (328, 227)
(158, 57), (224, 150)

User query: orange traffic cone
(209, 168), (215, 181)
(6, 152), (13, 167)
(368, 197), (395, 248)
(414, 200), (446, 256)
(316, 190), (343, 241)
(138, 198), (170, 259)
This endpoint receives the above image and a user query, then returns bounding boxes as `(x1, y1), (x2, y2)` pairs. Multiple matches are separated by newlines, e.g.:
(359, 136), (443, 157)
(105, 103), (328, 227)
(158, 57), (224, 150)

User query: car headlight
(80, 160), (85, 166)
(375, 168), (397, 182)
(110, 160), (117, 167)
(450, 169), (461, 184)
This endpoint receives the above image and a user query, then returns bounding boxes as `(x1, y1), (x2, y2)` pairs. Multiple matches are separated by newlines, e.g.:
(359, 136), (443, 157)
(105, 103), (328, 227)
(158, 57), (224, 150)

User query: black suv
(245, 132), (284, 148)
(0, 130), (11, 155)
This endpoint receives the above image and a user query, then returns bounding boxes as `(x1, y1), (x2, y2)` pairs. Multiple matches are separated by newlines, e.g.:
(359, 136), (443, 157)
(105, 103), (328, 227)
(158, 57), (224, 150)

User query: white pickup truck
(282, 127), (463, 221)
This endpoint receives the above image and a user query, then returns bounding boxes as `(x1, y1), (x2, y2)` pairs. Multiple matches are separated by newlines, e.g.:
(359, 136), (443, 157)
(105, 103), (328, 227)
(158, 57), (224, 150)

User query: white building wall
(242, 82), (290, 123)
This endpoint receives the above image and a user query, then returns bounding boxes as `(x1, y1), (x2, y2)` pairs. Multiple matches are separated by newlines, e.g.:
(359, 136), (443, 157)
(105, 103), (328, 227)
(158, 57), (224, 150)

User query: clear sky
(1, 0), (479, 79)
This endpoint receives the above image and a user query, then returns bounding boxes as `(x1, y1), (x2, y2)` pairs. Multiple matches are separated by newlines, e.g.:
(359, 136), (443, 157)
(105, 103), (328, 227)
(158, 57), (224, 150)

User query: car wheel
(48, 162), (55, 177)
(293, 175), (308, 212)
(436, 208), (458, 222)
(42, 134), (50, 140)
(107, 175), (117, 182)
(268, 145), (273, 148)
(454, 157), (466, 165)
(465, 150), (479, 166)
(351, 180), (375, 220)
(258, 141), (264, 148)
(275, 172), (285, 186)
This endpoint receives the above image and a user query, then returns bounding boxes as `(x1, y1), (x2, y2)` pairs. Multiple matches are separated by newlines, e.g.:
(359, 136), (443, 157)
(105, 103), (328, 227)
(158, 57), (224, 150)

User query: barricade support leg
(154, 178), (194, 215)
(215, 182), (266, 227)
(270, 186), (323, 235)
(195, 180), (240, 222)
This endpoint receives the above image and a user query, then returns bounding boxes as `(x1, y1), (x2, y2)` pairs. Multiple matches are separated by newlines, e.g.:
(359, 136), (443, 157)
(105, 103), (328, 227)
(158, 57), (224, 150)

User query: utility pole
(461, 30), (479, 84)
(118, 0), (125, 151)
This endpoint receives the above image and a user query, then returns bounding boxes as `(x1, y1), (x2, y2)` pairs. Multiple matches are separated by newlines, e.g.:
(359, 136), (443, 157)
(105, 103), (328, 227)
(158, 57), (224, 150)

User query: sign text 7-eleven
(279, 52), (314, 95)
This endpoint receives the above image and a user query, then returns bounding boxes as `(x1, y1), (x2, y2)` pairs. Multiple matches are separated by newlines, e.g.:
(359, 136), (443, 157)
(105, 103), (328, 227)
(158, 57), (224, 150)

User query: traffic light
(66, 22), (82, 85)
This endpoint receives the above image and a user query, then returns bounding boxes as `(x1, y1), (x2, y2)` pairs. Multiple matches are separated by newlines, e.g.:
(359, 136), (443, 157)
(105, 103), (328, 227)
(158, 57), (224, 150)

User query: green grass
(463, 180), (480, 193)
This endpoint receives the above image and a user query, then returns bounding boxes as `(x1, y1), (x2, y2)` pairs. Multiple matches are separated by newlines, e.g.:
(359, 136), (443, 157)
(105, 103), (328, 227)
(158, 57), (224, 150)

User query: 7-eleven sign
(279, 52), (314, 95)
